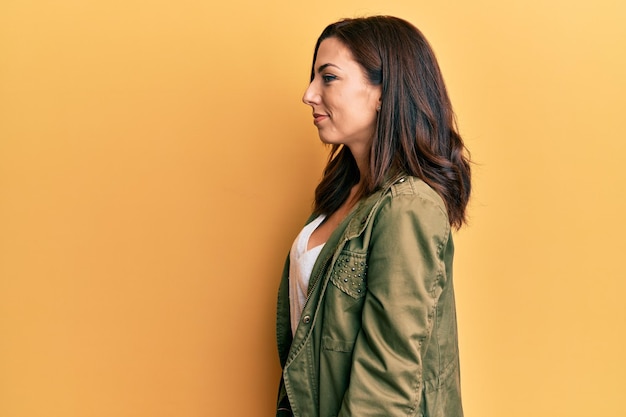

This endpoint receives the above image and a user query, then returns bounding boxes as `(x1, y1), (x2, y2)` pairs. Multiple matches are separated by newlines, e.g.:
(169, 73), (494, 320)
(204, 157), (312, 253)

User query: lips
(313, 113), (329, 124)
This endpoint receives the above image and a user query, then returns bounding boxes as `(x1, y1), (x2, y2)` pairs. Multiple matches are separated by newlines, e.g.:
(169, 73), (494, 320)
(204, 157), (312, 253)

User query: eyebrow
(317, 63), (342, 73)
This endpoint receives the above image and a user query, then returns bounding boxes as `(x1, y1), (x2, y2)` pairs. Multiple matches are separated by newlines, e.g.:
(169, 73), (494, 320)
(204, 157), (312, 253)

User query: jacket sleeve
(338, 192), (451, 416)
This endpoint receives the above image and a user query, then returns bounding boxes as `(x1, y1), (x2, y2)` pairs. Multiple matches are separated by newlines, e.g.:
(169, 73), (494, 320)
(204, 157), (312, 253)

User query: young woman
(276, 16), (471, 417)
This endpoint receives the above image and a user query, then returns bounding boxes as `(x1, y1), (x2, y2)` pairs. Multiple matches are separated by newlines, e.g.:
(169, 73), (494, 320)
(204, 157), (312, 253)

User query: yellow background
(1, 0), (625, 416)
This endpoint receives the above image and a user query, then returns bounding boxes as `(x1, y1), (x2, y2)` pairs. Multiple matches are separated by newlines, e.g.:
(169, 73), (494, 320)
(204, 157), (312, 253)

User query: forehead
(315, 37), (356, 67)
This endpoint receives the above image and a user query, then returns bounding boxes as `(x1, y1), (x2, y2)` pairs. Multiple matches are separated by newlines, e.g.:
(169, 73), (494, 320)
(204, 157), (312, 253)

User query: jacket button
(302, 315), (311, 324)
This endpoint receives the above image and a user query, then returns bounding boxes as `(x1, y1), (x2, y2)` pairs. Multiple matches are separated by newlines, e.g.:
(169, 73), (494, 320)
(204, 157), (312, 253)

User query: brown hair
(311, 16), (472, 229)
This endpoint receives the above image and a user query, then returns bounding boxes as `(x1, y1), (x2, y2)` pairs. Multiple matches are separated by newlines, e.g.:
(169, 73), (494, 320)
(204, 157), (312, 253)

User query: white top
(289, 214), (326, 335)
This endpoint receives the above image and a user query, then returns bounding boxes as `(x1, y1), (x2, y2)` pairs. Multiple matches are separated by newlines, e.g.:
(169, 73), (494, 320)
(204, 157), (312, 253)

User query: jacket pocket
(329, 250), (367, 299)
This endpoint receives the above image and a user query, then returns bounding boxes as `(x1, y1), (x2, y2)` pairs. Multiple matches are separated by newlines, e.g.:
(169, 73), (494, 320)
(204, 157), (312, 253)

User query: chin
(318, 135), (342, 146)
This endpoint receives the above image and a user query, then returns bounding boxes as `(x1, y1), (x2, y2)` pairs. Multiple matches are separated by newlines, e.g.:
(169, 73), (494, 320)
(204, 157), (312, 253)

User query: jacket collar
(344, 173), (406, 239)
(305, 173), (407, 290)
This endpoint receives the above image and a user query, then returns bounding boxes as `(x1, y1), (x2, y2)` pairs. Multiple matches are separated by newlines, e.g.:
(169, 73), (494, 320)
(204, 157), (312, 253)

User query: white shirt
(288, 215), (326, 335)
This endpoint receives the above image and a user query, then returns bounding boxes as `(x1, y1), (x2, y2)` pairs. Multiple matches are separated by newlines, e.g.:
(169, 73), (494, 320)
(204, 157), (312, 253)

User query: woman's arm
(338, 192), (451, 416)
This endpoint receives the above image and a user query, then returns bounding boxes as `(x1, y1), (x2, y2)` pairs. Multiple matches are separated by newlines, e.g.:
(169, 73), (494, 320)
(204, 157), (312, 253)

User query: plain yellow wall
(1, 0), (625, 416)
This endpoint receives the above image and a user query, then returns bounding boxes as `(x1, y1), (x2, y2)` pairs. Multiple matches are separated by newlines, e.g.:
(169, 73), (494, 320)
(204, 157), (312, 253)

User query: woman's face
(302, 37), (381, 153)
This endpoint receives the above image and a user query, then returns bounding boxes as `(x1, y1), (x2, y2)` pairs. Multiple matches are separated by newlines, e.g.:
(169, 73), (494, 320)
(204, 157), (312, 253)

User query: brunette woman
(276, 15), (471, 417)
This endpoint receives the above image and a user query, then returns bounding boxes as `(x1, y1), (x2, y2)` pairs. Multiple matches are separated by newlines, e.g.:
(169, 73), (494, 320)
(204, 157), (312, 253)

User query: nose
(302, 81), (319, 106)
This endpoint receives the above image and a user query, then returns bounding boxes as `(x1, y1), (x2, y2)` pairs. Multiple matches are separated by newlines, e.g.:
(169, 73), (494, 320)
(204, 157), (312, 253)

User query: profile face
(302, 37), (381, 152)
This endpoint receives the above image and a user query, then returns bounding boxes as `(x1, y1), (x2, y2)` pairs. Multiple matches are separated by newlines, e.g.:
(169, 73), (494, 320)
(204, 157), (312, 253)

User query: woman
(276, 16), (471, 417)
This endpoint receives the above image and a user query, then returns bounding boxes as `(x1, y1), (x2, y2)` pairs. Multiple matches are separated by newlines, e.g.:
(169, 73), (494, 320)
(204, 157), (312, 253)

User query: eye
(322, 74), (337, 83)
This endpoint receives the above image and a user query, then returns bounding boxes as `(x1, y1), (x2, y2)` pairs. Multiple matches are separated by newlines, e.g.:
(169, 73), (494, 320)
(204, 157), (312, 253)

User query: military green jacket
(276, 176), (463, 417)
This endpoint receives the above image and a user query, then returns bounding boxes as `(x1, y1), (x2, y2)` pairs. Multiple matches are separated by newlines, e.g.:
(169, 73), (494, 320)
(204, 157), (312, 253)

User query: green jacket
(276, 175), (463, 417)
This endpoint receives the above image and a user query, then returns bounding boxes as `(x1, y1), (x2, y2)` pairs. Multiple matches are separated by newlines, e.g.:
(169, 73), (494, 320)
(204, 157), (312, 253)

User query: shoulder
(380, 176), (448, 222)
(389, 176), (446, 212)
(370, 176), (451, 244)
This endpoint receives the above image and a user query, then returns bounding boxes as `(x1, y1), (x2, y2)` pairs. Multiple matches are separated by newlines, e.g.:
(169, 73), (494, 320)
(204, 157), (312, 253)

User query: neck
(345, 144), (369, 213)
(348, 144), (369, 184)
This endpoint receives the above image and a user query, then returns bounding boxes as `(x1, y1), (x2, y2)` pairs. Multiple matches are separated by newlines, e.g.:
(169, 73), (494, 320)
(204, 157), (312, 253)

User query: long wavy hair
(311, 16), (472, 229)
